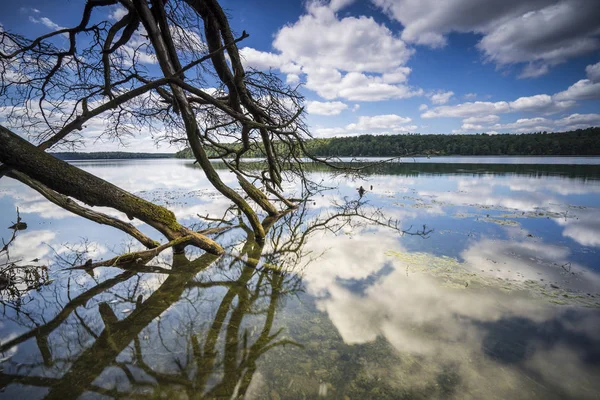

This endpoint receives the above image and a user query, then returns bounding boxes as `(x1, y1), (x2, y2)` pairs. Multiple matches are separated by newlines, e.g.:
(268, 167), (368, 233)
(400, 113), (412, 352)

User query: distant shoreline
(51, 127), (600, 160)
(52, 153), (600, 161)
(51, 152), (176, 161)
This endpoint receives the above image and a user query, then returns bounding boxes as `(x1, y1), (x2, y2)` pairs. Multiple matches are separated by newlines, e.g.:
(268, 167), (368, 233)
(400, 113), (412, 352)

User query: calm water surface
(1, 157), (599, 399)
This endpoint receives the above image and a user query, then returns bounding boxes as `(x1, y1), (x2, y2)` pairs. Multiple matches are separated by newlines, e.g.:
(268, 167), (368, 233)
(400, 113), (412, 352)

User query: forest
(176, 127), (600, 158)
(52, 152), (175, 160)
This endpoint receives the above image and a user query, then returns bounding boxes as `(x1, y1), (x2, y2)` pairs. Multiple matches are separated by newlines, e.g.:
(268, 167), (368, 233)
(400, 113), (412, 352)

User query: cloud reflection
(301, 227), (600, 398)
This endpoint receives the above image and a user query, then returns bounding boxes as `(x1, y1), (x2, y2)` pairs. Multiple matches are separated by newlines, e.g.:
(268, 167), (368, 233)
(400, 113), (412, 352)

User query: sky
(1, 0), (600, 152)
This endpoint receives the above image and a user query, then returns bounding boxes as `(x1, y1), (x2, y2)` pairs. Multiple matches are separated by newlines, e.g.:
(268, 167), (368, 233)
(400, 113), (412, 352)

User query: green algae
(480, 217), (520, 227)
(385, 250), (600, 308)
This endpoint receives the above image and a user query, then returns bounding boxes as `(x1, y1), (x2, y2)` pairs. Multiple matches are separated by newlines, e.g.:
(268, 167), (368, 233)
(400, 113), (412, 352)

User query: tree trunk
(133, 0), (274, 243)
(0, 124), (223, 255)
(8, 170), (160, 249)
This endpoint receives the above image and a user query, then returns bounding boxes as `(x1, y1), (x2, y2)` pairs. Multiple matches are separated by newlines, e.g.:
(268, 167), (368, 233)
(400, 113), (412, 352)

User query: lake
(1, 157), (599, 399)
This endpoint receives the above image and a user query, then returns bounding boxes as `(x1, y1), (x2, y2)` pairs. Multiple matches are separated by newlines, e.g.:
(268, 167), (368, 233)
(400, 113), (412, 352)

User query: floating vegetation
(481, 217), (520, 227)
(384, 250), (600, 308)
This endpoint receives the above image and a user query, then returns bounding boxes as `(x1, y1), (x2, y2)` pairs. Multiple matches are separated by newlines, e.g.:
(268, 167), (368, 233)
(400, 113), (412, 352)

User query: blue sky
(1, 0), (600, 151)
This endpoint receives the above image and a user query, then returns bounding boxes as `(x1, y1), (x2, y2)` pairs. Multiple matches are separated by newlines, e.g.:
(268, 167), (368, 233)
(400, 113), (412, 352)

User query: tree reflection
(0, 199), (421, 398)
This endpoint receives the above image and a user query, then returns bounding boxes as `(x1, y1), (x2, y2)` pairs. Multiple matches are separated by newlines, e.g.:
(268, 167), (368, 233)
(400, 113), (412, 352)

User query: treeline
(51, 152), (175, 160)
(185, 158), (600, 179)
(175, 127), (600, 158)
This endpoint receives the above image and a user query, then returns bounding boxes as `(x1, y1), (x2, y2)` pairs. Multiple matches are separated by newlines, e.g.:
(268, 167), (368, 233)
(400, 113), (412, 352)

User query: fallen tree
(0, 124), (222, 254)
(0, 0), (403, 258)
(0, 0), (314, 253)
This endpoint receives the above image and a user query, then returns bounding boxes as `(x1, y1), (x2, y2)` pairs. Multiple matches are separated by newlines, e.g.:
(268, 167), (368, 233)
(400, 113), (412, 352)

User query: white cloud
(463, 115), (500, 125)
(314, 113), (415, 138)
(109, 5), (128, 21)
(286, 74), (300, 85)
(423, 91), (576, 120)
(429, 90), (454, 104)
(555, 113), (600, 127)
(461, 112), (600, 133)
(273, 3), (413, 74)
(586, 61), (600, 83)
(239, 47), (286, 70)
(20, 7), (40, 14)
(509, 94), (574, 113)
(313, 127), (348, 138)
(460, 114), (503, 131)
(477, 1), (600, 72)
(169, 25), (205, 53)
(492, 117), (552, 130)
(29, 16), (66, 31)
(238, 2), (421, 102)
(554, 79), (600, 101)
(303, 68), (422, 101)
(556, 208), (600, 247)
(419, 104), (428, 111)
(422, 101), (510, 118)
(460, 123), (483, 131)
(2, 230), (57, 264)
(372, 0), (600, 77)
(509, 94), (552, 112)
(306, 100), (348, 116)
(346, 114), (412, 130)
(519, 63), (550, 79)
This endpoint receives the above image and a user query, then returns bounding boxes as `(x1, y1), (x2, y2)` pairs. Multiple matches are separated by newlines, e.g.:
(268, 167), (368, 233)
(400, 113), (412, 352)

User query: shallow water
(1, 157), (599, 399)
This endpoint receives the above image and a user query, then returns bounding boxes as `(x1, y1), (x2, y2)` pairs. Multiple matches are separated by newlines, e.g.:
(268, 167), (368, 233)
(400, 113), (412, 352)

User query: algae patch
(385, 250), (600, 308)
(481, 217), (520, 227)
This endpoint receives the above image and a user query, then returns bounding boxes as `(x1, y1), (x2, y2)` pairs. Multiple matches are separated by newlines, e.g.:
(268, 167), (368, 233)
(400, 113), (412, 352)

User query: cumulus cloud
(554, 79), (600, 101)
(346, 114), (412, 130)
(239, 47), (287, 70)
(555, 113), (600, 127)
(519, 63), (551, 79)
(238, 2), (423, 102)
(553, 61), (600, 101)
(314, 113), (416, 137)
(491, 117), (553, 131)
(509, 94), (574, 113)
(273, 3), (413, 74)
(429, 90), (454, 104)
(555, 208), (600, 247)
(586, 61), (600, 83)
(461, 112), (600, 133)
(421, 60), (600, 133)
(509, 94), (552, 112)
(312, 127), (348, 138)
(303, 68), (422, 101)
(372, 0), (600, 77)
(109, 5), (129, 21)
(306, 100), (348, 116)
(422, 101), (510, 118)
(460, 115), (502, 131)
(463, 115), (500, 124)
(423, 93), (576, 119)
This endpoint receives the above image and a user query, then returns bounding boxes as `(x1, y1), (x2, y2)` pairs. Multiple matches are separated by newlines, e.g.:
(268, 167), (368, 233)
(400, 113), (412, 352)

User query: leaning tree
(0, 0), (319, 256)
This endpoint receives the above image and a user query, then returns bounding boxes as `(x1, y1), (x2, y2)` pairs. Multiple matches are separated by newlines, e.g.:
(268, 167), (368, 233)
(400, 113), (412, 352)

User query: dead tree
(0, 0), (314, 251)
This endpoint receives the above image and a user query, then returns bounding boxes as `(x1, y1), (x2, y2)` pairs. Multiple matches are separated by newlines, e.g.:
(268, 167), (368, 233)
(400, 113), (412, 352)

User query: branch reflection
(0, 199), (408, 399)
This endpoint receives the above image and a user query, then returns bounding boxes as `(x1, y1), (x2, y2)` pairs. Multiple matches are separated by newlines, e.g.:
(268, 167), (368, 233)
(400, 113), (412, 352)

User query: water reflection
(301, 229), (600, 399)
(0, 209), (306, 399)
(1, 159), (600, 399)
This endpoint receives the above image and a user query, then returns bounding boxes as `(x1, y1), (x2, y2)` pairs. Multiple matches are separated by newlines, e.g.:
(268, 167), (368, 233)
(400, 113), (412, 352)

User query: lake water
(1, 157), (599, 399)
